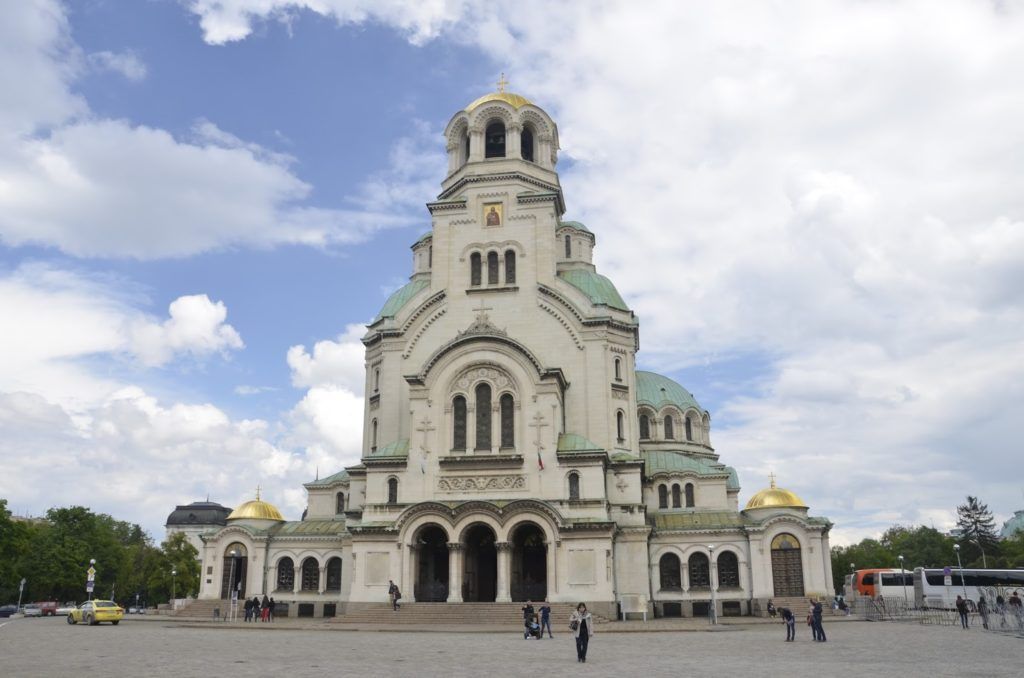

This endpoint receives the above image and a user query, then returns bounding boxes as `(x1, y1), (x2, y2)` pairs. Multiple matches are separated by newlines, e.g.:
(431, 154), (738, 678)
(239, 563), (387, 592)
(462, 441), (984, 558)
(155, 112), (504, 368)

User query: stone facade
(194, 89), (834, 619)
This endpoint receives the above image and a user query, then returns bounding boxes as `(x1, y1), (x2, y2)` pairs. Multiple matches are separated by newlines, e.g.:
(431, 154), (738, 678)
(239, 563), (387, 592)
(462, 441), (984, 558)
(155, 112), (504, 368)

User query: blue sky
(2, 0), (1023, 544)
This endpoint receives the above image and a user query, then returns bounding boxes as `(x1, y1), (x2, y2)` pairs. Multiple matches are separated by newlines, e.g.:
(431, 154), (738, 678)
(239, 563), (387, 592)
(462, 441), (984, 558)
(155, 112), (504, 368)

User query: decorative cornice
(438, 454), (524, 468)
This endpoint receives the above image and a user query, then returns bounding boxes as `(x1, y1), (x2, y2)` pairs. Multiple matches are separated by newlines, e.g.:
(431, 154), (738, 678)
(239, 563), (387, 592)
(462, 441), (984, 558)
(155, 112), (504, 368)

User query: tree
(955, 496), (1000, 565)
(880, 525), (955, 570)
(0, 500), (33, 602)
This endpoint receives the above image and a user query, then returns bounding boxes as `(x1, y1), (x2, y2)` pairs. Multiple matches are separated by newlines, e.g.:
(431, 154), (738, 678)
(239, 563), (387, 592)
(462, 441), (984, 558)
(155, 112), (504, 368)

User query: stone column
(491, 404), (500, 453)
(446, 141), (459, 174)
(467, 405), (476, 452)
(293, 570), (301, 595)
(318, 566), (326, 594)
(545, 543), (556, 597)
(507, 123), (522, 159)
(468, 126), (484, 162)
(406, 545), (419, 602)
(447, 543), (463, 602)
(496, 541), (512, 602)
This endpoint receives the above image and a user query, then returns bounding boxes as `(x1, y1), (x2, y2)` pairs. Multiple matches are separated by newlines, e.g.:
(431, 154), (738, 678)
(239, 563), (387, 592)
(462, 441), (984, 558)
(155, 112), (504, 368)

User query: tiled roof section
(304, 469), (350, 488)
(557, 433), (604, 453)
(724, 466), (740, 490)
(412, 232), (433, 247)
(641, 450), (732, 479)
(367, 438), (410, 459)
(375, 279), (430, 322)
(266, 520), (348, 536)
(650, 511), (747, 531)
(557, 270), (629, 312)
(635, 371), (703, 412)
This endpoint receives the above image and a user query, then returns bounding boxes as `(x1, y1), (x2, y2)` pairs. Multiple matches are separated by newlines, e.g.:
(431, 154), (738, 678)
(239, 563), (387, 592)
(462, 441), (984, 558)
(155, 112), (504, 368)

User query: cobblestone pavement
(1, 616), (1019, 678)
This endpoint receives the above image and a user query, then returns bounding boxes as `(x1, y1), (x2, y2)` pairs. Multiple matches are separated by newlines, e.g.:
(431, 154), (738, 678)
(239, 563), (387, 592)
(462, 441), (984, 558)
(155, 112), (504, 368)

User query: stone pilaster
(496, 541), (512, 602)
(447, 542), (463, 602)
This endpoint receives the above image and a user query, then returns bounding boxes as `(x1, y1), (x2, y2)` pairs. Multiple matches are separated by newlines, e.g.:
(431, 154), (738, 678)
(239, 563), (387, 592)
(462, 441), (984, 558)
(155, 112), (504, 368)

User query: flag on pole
(537, 450), (544, 470)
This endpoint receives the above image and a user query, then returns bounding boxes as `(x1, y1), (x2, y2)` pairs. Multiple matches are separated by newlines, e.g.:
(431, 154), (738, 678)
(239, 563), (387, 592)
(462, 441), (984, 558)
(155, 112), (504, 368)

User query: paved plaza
(1, 616), (1020, 677)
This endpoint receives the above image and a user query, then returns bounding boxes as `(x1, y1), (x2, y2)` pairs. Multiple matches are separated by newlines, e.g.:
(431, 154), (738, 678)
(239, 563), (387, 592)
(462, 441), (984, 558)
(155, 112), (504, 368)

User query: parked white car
(22, 605), (43, 617)
(55, 604), (76, 616)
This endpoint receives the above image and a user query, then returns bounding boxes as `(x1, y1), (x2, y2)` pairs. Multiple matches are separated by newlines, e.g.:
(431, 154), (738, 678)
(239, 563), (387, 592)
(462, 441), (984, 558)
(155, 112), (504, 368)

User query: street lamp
(227, 550), (239, 621)
(953, 544), (968, 599)
(171, 568), (177, 611)
(970, 539), (988, 569)
(898, 555), (908, 605)
(707, 544), (718, 625)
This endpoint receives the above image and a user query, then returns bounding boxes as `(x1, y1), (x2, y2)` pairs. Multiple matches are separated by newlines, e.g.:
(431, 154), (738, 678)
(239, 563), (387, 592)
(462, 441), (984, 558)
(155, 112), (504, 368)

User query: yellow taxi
(67, 600), (124, 625)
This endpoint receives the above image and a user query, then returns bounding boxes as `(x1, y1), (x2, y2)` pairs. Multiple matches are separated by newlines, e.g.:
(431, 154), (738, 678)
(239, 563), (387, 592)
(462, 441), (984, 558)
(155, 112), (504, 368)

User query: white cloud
(87, 50), (147, 81)
(234, 384), (277, 395)
(129, 294), (244, 367)
(286, 323), (367, 393)
(185, 0), (1024, 542)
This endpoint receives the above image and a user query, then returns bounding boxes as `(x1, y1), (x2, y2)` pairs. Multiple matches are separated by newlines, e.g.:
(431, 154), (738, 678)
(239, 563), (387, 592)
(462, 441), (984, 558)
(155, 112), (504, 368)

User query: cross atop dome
(496, 72), (509, 93)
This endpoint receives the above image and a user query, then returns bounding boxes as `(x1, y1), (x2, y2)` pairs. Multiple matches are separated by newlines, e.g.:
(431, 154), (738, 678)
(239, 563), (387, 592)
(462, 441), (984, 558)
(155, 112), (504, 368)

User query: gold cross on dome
(768, 472), (777, 489)
(496, 72), (509, 93)
(255, 484), (262, 500)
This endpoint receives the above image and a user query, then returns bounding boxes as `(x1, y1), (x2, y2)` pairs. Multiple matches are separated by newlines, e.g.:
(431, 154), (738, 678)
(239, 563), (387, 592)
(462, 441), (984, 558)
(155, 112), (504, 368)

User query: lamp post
(898, 555), (908, 605)
(227, 550), (238, 621)
(171, 568), (177, 611)
(970, 539), (988, 569)
(708, 544), (718, 625)
(953, 544), (968, 599)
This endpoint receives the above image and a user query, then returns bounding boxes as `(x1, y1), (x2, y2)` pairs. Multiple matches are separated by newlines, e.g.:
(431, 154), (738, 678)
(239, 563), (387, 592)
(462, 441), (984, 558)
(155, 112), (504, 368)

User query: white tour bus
(913, 567), (1024, 609)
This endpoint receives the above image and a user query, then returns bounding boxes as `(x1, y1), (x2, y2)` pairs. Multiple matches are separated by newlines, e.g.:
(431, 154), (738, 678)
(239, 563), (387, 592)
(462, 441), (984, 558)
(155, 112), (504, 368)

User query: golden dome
(227, 488), (284, 522)
(744, 475), (807, 510)
(466, 91), (533, 112)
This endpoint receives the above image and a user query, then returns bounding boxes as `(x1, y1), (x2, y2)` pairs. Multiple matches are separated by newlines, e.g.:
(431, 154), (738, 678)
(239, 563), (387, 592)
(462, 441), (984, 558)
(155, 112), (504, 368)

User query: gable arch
(469, 103), (515, 129)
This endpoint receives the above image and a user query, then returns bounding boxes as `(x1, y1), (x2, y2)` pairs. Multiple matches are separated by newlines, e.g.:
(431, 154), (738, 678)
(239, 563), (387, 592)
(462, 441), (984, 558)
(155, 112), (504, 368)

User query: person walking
(268, 596), (275, 622)
(780, 606), (795, 641)
(955, 595), (969, 629)
(388, 580), (401, 611)
(252, 596), (261, 623)
(810, 599), (827, 641)
(261, 594), (271, 622)
(243, 596), (253, 622)
(1009, 590), (1023, 627)
(522, 601), (536, 640)
(977, 596), (990, 630)
(570, 603), (594, 663)
(539, 601), (553, 638)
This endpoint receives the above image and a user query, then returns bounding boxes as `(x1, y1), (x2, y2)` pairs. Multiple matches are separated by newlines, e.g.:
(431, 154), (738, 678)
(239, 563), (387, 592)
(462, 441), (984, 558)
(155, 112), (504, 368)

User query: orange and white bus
(844, 568), (899, 599)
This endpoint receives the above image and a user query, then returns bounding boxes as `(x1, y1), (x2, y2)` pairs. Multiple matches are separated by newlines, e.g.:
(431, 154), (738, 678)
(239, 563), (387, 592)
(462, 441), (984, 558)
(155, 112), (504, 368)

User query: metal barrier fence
(847, 596), (1024, 637)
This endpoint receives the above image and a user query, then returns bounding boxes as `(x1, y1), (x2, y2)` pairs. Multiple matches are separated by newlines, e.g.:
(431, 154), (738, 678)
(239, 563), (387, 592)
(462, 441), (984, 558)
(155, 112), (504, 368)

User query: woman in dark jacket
(569, 603), (594, 662)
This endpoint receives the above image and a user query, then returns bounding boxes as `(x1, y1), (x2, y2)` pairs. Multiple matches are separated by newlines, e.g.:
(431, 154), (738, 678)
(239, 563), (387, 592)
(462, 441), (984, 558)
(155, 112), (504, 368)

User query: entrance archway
(415, 524), (450, 602)
(770, 533), (805, 597)
(510, 522), (547, 602)
(220, 542), (248, 599)
(462, 524), (497, 602)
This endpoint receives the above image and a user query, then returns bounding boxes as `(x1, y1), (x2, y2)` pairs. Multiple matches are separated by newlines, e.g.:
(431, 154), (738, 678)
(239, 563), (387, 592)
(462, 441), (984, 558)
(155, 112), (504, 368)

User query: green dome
(636, 371), (703, 413)
(558, 220), (592, 234)
(557, 270), (629, 312)
(1002, 510), (1024, 539)
(374, 279), (429, 322)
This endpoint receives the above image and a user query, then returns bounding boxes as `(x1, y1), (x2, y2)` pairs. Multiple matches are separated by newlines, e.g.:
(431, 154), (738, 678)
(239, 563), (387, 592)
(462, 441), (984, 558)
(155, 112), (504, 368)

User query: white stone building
(194, 87), (834, 619)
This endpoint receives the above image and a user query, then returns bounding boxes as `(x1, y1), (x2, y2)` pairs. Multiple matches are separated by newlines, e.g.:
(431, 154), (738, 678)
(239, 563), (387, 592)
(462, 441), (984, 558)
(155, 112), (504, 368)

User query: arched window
(475, 383), (492, 450)
(325, 557), (342, 592)
(453, 395), (467, 451)
(685, 482), (695, 508)
(658, 484), (668, 509)
(664, 415), (675, 440)
(520, 126), (534, 162)
(639, 414), (650, 440)
(485, 121), (506, 158)
(671, 483), (681, 508)
(688, 552), (710, 588)
(276, 557), (294, 591)
(500, 393), (515, 448)
(717, 551), (740, 588)
(564, 234), (571, 258)
(487, 251), (499, 284)
(685, 416), (693, 441)
(616, 410), (625, 442)
(568, 471), (580, 500)
(659, 553), (681, 590)
(335, 492), (345, 514)
(370, 418), (378, 453)
(504, 250), (516, 284)
(614, 358), (622, 381)
(373, 368), (380, 393)
(387, 477), (398, 504)
(464, 132), (470, 162)
(301, 557), (319, 591)
(470, 252), (482, 286)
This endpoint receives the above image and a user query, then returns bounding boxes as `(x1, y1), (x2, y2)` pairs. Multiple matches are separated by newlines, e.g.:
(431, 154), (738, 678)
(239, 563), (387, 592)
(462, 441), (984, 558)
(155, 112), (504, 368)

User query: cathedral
(192, 85), (834, 619)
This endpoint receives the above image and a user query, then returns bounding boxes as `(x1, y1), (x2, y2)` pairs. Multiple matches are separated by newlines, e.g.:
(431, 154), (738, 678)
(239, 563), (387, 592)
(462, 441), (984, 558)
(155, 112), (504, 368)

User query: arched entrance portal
(462, 524), (497, 602)
(510, 523), (547, 602)
(415, 525), (450, 602)
(220, 542), (248, 599)
(770, 533), (805, 597)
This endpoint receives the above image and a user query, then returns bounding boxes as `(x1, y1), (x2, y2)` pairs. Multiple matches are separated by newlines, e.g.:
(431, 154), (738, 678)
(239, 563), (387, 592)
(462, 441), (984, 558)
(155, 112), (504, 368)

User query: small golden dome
(466, 91), (533, 112)
(744, 475), (807, 510)
(227, 488), (284, 522)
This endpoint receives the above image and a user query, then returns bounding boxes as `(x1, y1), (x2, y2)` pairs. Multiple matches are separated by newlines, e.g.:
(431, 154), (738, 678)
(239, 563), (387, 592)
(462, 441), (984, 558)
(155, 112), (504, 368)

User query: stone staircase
(335, 602), (609, 626)
(769, 596), (830, 620)
(172, 598), (236, 619)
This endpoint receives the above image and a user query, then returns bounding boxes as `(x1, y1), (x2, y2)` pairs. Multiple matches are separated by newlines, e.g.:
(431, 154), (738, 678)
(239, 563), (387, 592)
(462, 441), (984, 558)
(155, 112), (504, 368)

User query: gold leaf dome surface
(744, 477), (807, 510)
(465, 91), (533, 112)
(227, 498), (284, 522)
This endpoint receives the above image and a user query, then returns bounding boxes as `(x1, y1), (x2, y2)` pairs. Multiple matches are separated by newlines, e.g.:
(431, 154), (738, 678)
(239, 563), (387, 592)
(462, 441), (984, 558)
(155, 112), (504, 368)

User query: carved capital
(495, 541), (512, 552)
(446, 542), (464, 552)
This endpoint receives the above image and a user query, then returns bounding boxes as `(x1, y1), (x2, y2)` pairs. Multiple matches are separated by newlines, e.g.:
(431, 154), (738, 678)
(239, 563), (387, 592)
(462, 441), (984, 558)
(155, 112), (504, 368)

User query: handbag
(569, 619), (580, 631)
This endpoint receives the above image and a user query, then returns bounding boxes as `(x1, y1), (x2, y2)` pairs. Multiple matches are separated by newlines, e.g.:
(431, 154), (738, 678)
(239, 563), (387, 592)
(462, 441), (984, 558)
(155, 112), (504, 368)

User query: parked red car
(34, 601), (58, 616)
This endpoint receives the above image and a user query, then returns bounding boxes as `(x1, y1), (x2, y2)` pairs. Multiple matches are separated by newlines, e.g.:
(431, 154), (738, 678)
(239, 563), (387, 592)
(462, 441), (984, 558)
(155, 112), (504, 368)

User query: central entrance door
(415, 525), (450, 601)
(511, 522), (547, 602)
(220, 543), (248, 599)
(462, 524), (497, 602)
(770, 533), (805, 597)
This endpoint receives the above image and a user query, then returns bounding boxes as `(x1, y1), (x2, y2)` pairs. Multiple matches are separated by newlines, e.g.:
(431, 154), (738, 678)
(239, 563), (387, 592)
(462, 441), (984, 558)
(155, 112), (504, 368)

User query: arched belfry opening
(485, 121), (506, 158)
(415, 525), (450, 602)
(462, 524), (497, 602)
(510, 522), (547, 602)
(520, 126), (534, 162)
